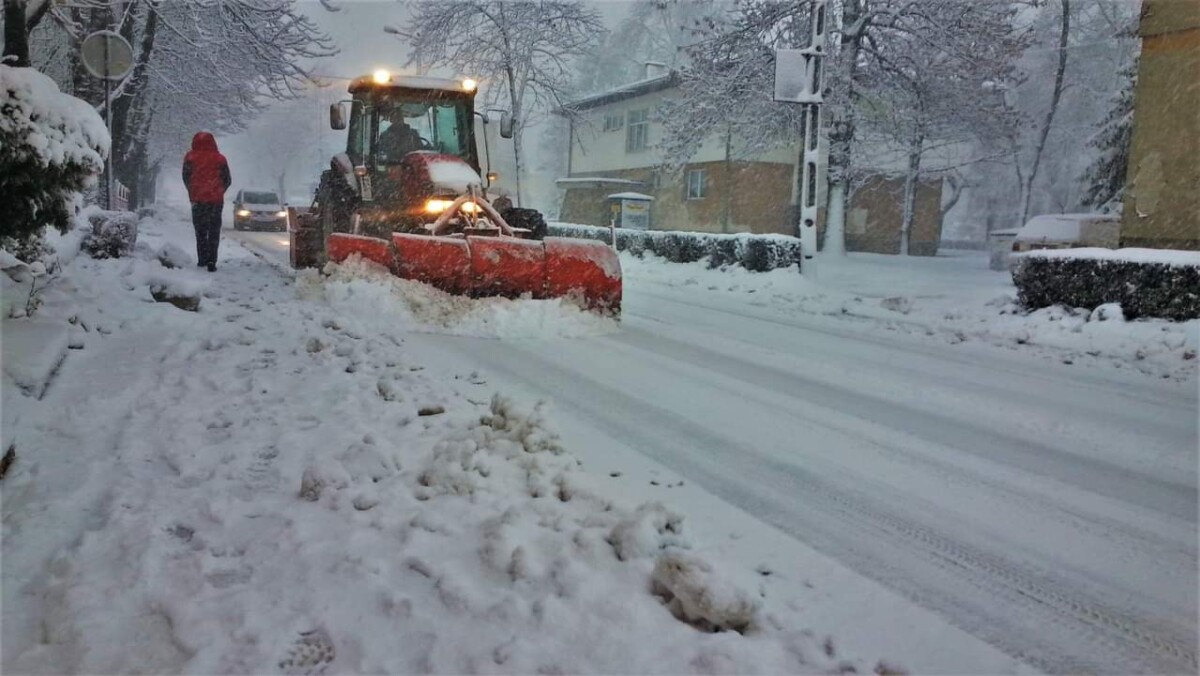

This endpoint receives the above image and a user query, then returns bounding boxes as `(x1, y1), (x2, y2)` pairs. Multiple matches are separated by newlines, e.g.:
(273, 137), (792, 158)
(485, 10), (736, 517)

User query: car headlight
(276, 210), (287, 218)
(424, 199), (453, 214)
(236, 209), (251, 217)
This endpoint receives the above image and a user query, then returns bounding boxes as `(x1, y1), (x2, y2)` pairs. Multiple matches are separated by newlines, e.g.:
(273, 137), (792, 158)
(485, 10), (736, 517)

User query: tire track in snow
(634, 289), (1194, 412)
(444, 339), (1197, 675)
(612, 325), (1197, 523)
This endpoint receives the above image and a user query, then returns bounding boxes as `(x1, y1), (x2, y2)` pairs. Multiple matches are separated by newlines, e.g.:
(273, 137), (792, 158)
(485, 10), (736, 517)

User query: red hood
(191, 132), (219, 153)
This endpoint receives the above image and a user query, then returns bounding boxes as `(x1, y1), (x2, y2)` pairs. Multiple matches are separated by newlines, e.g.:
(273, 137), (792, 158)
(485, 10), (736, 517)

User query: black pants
(192, 203), (222, 266)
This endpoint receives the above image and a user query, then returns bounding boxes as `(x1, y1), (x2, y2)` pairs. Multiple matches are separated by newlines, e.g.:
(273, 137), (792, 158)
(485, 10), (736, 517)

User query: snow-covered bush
(548, 223), (803, 273)
(0, 65), (109, 246)
(1013, 248), (1200, 320)
(81, 210), (138, 259)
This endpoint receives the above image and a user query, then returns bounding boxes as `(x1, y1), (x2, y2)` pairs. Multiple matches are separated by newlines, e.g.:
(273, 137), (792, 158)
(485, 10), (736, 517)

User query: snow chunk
(420, 153), (483, 192)
(1089, 303), (1125, 322)
(609, 502), (690, 561)
(652, 551), (763, 633)
(156, 242), (193, 269)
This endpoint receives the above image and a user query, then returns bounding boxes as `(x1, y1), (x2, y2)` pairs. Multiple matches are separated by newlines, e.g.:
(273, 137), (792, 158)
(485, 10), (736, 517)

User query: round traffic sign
(81, 31), (134, 81)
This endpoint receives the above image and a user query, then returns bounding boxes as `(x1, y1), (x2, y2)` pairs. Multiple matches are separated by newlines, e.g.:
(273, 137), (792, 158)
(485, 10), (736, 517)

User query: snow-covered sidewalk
(3, 209), (1029, 674)
(622, 249), (1198, 380)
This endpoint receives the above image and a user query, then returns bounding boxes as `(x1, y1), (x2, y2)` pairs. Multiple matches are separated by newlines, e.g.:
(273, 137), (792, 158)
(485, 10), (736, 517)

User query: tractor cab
(336, 72), (482, 172)
(325, 71), (513, 236)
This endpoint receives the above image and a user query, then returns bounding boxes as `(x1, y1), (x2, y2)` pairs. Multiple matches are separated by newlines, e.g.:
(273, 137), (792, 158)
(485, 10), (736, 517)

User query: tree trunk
(1020, 0), (1070, 223)
(3, 0), (30, 67)
(720, 125), (733, 233)
(899, 133), (924, 256)
(822, 0), (865, 255)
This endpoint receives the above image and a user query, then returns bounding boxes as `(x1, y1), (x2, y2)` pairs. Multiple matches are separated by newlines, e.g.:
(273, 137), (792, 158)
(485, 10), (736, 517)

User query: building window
(626, 109), (649, 153)
(686, 168), (708, 200)
(603, 112), (624, 133)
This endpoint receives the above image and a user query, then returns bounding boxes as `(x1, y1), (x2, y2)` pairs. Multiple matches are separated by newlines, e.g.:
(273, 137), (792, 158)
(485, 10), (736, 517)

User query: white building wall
(569, 90), (798, 175)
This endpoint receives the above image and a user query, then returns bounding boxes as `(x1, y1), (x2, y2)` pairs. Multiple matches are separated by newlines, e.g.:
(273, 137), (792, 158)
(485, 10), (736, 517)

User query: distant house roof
(555, 177), (645, 189)
(561, 72), (681, 112)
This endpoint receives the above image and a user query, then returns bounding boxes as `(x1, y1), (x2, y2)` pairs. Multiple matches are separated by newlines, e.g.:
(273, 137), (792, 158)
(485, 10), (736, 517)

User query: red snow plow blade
(328, 232), (622, 314)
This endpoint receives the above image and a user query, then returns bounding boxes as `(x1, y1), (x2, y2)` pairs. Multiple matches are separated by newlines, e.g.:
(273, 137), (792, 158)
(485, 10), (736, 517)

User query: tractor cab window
(374, 95), (471, 165)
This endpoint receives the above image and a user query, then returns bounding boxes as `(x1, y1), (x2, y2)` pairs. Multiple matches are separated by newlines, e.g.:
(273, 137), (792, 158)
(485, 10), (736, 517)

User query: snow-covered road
(231, 228), (1198, 674)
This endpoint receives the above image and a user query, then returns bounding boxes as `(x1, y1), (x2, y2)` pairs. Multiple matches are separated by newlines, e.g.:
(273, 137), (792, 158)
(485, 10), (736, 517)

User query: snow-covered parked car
(233, 189), (287, 231)
(1011, 213), (1120, 253)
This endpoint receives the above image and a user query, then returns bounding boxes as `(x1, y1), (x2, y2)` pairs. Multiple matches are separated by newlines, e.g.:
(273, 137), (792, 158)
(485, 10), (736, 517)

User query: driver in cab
(377, 108), (424, 161)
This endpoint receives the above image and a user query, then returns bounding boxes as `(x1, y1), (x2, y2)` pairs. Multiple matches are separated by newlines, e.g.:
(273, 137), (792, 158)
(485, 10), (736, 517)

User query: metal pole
(103, 36), (113, 210)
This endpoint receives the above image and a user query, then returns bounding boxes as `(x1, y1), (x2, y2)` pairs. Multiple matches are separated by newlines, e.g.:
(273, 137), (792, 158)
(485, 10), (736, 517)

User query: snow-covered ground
(3, 210), (1196, 674)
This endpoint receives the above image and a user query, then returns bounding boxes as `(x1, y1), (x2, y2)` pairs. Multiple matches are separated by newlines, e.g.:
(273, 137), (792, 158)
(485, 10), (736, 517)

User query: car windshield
(374, 96), (470, 164)
(243, 192), (279, 204)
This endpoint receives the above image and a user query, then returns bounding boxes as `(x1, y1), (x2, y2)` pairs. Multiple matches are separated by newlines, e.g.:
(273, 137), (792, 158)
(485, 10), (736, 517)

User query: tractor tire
(502, 207), (547, 240)
(317, 170), (356, 244)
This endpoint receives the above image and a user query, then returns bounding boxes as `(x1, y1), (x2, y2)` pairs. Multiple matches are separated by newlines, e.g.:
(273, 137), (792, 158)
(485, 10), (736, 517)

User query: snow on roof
(348, 74), (469, 94)
(1019, 247), (1200, 267)
(556, 177), (645, 186)
(562, 72), (680, 111)
(607, 192), (654, 201)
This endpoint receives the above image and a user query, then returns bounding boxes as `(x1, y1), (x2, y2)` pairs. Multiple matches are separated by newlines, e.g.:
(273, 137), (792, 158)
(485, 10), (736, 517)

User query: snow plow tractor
(290, 70), (621, 314)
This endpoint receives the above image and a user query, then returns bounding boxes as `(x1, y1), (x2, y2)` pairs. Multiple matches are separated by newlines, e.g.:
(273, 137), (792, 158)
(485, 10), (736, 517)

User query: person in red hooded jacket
(182, 132), (232, 272)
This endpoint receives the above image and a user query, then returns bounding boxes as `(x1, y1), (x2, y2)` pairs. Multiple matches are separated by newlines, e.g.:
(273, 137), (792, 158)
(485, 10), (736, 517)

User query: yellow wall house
(1122, 0), (1200, 250)
(557, 67), (949, 255)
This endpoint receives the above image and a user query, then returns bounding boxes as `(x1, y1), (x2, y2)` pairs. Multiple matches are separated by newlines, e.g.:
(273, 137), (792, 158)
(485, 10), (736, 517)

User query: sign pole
(80, 30), (133, 211)
(104, 45), (113, 210)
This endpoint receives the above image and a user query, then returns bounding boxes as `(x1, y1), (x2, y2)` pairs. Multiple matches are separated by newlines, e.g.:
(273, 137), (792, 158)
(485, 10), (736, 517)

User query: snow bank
(313, 255), (617, 339)
(626, 250), (1198, 378)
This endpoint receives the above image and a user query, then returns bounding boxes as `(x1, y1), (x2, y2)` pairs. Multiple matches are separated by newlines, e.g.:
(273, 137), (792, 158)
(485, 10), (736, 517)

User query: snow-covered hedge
(0, 66), (109, 245)
(548, 222), (803, 273)
(81, 209), (139, 259)
(1013, 248), (1200, 320)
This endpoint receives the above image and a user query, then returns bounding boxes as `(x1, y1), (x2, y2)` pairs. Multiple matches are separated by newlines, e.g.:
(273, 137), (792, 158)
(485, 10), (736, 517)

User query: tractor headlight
(460, 202), (480, 214)
(462, 78), (477, 92)
(236, 209), (251, 217)
(373, 69), (391, 84)
(425, 199), (454, 214)
(276, 210), (287, 218)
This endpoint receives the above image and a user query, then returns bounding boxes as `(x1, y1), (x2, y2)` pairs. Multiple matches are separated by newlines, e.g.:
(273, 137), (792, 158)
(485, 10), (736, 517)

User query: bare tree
(1019, 0), (1070, 223)
(856, 0), (1026, 254)
(660, 0), (1025, 254)
(391, 0), (604, 207)
(24, 0), (336, 207)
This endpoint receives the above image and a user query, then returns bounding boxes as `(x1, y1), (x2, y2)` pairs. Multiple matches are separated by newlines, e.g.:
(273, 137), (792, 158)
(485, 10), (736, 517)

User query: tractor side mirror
(499, 111), (515, 139)
(330, 103), (346, 130)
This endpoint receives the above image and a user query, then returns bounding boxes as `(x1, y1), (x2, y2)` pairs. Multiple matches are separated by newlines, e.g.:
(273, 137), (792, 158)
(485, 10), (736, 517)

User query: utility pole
(775, 0), (827, 277)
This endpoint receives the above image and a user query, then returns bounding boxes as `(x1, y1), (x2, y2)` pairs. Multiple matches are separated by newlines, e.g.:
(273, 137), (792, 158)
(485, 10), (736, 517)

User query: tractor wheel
(502, 207), (547, 240)
(317, 170), (356, 239)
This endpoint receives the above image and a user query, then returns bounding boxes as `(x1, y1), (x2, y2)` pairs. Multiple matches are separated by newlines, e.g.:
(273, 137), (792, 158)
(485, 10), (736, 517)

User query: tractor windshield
(373, 91), (473, 165)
